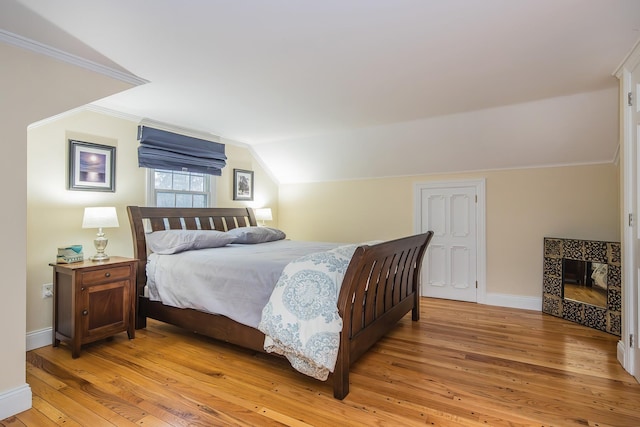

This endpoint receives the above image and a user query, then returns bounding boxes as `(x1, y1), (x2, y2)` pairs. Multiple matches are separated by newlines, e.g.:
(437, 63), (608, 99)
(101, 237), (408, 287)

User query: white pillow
(145, 230), (236, 254)
(226, 226), (286, 244)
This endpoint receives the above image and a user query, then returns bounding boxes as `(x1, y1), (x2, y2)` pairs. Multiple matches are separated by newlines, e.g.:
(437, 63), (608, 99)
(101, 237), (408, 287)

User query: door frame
(616, 40), (640, 380)
(414, 178), (487, 303)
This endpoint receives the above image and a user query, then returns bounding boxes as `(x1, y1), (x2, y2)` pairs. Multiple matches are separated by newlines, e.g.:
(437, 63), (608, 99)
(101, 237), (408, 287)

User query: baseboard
(617, 340), (626, 369)
(26, 327), (52, 351)
(483, 293), (542, 311)
(4, 329), (49, 420)
(0, 384), (32, 420)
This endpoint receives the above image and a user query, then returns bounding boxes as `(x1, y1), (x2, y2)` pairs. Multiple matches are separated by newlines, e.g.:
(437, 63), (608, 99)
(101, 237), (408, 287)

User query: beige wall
(279, 163), (620, 299)
(26, 110), (279, 334)
(27, 111), (144, 333)
(218, 141), (279, 215)
(1, 42), (134, 416)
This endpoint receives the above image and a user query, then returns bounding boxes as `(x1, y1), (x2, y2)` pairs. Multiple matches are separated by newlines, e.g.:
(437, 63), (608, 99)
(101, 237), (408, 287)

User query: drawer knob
(82, 310), (88, 316)
(105, 272), (111, 278)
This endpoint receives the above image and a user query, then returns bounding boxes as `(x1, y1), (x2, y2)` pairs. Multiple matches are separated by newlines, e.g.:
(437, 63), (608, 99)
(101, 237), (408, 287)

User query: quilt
(258, 243), (361, 381)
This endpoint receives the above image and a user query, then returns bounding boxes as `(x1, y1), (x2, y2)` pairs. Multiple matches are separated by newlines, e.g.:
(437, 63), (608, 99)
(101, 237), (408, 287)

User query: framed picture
(68, 140), (116, 192)
(233, 169), (254, 201)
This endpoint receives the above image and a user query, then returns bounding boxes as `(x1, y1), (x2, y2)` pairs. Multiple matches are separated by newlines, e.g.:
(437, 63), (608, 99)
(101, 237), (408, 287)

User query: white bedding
(146, 240), (341, 328)
(258, 243), (360, 380)
(591, 262), (608, 290)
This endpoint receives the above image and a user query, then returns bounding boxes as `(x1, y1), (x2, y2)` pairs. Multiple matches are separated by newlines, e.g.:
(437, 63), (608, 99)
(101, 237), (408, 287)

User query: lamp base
(90, 253), (110, 262)
(91, 233), (110, 262)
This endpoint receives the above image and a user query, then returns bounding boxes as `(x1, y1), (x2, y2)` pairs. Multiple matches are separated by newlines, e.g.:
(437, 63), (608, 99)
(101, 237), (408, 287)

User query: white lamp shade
(255, 208), (273, 221)
(82, 207), (120, 228)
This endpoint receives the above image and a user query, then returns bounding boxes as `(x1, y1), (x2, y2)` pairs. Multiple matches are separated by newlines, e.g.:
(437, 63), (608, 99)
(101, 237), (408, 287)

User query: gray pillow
(145, 230), (236, 254)
(227, 226), (286, 244)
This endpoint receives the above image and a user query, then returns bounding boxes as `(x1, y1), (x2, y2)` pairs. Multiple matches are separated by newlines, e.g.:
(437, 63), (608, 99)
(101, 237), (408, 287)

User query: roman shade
(137, 126), (227, 175)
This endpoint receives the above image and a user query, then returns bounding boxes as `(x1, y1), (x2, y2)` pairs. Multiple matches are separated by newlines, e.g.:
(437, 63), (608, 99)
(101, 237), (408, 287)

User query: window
(147, 169), (216, 207)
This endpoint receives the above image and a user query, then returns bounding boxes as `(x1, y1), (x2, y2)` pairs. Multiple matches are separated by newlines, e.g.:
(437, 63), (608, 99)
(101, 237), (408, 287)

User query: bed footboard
(333, 231), (433, 399)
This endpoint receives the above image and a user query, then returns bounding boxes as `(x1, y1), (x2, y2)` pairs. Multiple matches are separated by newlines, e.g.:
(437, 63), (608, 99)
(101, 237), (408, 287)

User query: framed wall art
(68, 140), (116, 192)
(233, 169), (254, 201)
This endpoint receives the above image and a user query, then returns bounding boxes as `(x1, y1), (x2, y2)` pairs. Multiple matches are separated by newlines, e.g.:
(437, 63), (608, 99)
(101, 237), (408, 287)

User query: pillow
(145, 230), (236, 254)
(226, 226), (286, 244)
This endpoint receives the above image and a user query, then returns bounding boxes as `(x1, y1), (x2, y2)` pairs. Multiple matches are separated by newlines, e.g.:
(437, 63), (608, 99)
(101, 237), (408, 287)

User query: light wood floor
(563, 283), (607, 307)
(3, 298), (640, 427)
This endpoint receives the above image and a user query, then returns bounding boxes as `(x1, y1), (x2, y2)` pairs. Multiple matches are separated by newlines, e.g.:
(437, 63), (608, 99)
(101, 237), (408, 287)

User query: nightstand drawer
(80, 265), (132, 285)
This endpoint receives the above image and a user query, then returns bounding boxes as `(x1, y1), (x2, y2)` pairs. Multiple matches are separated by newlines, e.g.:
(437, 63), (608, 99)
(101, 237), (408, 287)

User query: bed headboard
(127, 206), (257, 293)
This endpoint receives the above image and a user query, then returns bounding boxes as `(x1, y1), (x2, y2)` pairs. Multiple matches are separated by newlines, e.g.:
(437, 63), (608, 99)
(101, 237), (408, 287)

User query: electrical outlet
(42, 283), (53, 298)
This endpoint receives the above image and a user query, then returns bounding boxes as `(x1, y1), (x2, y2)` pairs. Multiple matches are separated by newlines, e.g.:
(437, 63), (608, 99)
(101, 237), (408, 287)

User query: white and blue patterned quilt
(257, 243), (362, 381)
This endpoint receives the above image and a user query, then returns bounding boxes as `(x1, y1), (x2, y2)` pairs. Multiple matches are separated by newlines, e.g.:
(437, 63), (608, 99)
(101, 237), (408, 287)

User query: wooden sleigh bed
(127, 205), (433, 399)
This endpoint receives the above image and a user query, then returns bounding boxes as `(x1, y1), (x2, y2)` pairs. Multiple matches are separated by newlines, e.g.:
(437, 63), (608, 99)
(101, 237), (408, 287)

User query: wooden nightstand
(50, 256), (137, 358)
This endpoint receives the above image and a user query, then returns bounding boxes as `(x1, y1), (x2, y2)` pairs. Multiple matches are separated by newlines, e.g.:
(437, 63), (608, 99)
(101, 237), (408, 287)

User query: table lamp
(255, 208), (273, 226)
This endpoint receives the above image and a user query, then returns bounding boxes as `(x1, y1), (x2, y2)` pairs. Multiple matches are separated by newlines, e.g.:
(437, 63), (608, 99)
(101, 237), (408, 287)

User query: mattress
(146, 240), (341, 328)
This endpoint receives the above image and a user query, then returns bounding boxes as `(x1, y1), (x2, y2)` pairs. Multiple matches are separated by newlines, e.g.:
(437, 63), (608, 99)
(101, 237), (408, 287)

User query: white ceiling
(5, 0), (640, 183)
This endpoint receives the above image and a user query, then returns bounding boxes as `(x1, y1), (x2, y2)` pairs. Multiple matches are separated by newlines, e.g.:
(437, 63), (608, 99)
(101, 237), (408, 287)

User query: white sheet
(146, 240), (341, 328)
(591, 263), (608, 290)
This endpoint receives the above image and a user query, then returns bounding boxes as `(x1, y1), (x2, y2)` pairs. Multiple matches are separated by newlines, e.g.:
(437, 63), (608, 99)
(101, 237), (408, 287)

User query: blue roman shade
(137, 126), (227, 175)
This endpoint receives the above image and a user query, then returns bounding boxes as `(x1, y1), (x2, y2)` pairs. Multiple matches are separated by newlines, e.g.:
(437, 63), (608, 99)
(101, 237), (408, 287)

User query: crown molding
(0, 29), (148, 86)
(90, 107), (223, 144)
(613, 36), (640, 77)
(27, 104), (142, 129)
(85, 104), (143, 122)
(27, 104), (226, 147)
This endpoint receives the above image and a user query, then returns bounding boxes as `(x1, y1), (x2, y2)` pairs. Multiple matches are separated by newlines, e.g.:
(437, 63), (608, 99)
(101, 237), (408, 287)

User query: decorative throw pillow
(227, 226), (286, 244)
(145, 230), (236, 254)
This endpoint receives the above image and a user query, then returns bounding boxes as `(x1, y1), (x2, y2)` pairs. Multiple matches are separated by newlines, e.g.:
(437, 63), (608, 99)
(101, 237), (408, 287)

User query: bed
(127, 205), (433, 399)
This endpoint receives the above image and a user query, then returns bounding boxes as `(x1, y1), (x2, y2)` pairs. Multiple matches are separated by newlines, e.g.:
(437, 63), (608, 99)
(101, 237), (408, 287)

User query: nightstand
(50, 256), (137, 358)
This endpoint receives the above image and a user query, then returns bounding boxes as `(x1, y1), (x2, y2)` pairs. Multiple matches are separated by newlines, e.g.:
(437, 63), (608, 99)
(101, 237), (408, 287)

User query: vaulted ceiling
(4, 1), (640, 183)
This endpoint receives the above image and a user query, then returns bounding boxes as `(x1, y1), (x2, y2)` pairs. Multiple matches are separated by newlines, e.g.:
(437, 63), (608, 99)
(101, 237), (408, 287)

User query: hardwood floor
(4, 298), (640, 426)
(563, 282), (607, 307)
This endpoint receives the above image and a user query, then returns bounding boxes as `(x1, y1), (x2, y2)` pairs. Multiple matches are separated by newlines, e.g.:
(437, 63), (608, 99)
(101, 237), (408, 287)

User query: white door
(633, 63), (640, 382)
(620, 45), (640, 382)
(415, 180), (485, 303)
